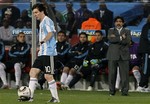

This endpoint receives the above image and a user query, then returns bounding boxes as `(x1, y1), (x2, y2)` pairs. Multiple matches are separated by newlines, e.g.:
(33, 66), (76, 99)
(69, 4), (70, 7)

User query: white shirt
(116, 27), (123, 34)
(100, 10), (105, 18)
(0, 26), (14, 41)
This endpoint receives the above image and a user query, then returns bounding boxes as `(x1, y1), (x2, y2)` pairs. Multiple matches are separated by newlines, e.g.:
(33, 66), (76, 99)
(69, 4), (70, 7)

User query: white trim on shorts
(50, 56), (54, 74)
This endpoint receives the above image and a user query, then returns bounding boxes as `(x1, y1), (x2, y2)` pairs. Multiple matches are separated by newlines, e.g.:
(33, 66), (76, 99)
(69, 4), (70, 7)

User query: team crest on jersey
(21, 46), (24, 50)
(61, 46), (64, 50)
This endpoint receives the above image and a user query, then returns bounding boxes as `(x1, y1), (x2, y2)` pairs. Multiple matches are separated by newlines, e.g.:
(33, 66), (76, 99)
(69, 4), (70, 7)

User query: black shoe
(18, 97), (33, 102)
(109, 91), (115, 96)
(121, 93), (128, 96)
(28, 97), (34, 102)
(109, 93), (115, 96)
(47, 97), (60, 103)
(115, 88), (120, 92)
(16, 85), (19, 89)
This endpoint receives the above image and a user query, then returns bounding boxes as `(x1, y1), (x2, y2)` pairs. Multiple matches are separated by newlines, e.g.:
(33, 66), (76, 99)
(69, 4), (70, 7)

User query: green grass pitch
(0, 89), (150, 104)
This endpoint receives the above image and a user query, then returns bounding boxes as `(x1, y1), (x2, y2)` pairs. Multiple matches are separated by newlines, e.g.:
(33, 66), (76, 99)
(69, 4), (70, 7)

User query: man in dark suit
(94, 3), (113, 37)
(72, 0), (92, 34)
(107, 16), (131, 96)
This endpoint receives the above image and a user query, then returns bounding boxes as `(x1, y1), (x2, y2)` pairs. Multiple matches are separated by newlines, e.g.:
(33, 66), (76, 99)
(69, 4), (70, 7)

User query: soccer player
(54, 30), (71, 80)
(60, 32), (90, 89)
(0, 32), (30, 89)
(28, 4), (59, 102)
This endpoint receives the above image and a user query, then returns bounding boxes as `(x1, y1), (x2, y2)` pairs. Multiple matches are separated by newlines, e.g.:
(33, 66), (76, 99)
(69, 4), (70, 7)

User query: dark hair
(99, 3), (107, 10)
(80, 0), (87, 4)
(32, 3), (47, 15)
(83, 10), (94, 18)
(80, 0), (87, 8)
(147, 14), (150, 23)
(95, 30), (103, 36)
(58, 30), (66, 36)
(16, 32), (25, 42)
(66, 2), (73, 7)
(79, 32), (88, 38)
(114, 16), (125, 23)
(18, 32), (25, 36)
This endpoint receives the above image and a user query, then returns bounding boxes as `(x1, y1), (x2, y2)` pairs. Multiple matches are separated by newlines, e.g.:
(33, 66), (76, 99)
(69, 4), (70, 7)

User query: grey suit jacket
(106, 28), (131, 60)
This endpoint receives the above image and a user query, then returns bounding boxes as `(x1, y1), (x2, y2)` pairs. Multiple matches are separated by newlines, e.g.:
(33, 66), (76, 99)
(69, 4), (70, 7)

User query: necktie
(100, 10), (104, 18)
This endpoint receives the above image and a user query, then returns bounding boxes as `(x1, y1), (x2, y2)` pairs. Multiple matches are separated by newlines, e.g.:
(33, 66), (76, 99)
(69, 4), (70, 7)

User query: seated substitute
(60, 32), (90, 89)
(54, 30), (71, 80)
(68, 30), (108, 90)
(0, 32), (31, 89)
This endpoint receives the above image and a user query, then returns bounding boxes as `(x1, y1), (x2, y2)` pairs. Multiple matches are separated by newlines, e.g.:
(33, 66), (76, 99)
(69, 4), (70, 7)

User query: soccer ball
(17, 86), (31, 101)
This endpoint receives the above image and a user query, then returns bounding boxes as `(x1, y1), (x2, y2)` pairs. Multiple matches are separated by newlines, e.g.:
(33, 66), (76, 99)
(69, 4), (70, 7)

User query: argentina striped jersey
(38, 16), (57, 56)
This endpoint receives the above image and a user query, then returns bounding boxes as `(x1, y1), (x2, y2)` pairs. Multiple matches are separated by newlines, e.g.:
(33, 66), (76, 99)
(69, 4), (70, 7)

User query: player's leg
(132, 66), (141, 86)
(38, 71), (46, 89)
(65, 68), (76, 86)
(0, 63), (8, 88)
(68, 66), (88, 88)
(88, 67), (99, 91)
(29, 68), (40, 101)
(64, 60), (83, 87)
(45, 74), (59, 102)
(60, 60), (76, 85)
(68, 73), (82, 88)
(137, 54), (150, 92)
(28, 57), (42, 101)
(45, 56), (59, 103)
(14, 63), (22, 88)
(54, 60), (64, 81)
(115, 67), (120, 90)
(60, 66), (70, 85)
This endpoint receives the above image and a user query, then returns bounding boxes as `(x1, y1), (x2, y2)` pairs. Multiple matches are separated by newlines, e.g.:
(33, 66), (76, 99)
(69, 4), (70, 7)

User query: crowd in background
(0, 0), (150, 94)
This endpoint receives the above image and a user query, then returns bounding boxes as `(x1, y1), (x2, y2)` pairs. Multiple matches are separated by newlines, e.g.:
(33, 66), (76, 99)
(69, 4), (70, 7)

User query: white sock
(132, 70), (141, 86)
(60, 72), (68, 84)
(48, 80), (59, 100)
(14, 63), (21, 86)
(29, 78), (38, 98)
(115, 68), (120, 89)
(0, 63), (7, 85)
(65, 74), (73, 85)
